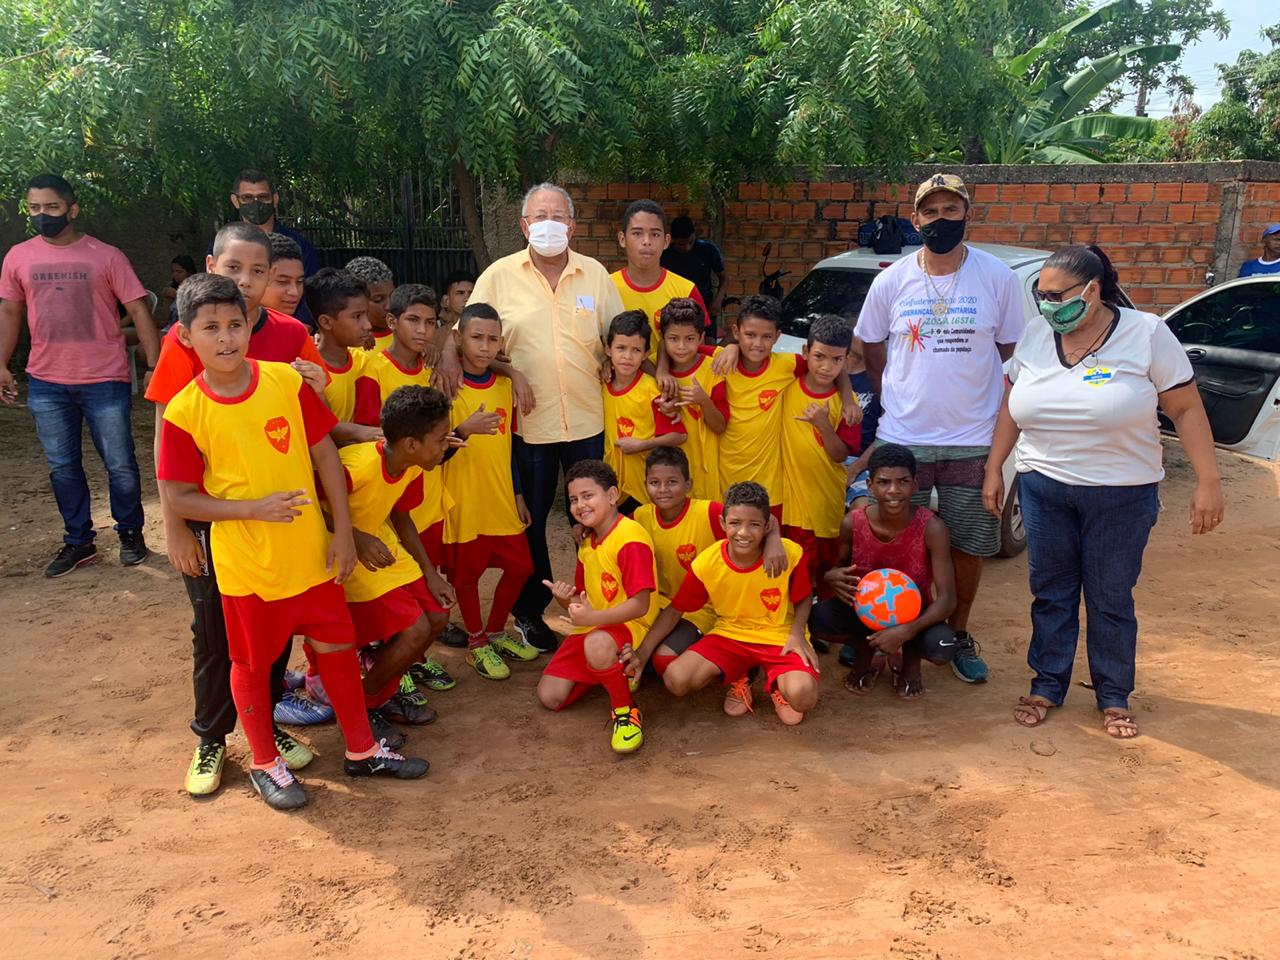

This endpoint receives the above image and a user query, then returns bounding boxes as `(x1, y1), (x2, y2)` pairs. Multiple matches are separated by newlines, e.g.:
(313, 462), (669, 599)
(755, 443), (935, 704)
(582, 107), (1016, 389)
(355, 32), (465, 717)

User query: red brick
(830, 182), (855, 201)
(999, 185), (1026, 202)
(991, 226), (1022, 243)
(1154, 287), (1184, 305)
(741, 221), (762, 238)
(784, 224), (810, 240)
(1087, 206), (1114, 223)
(1190, 248), (1213, 263)
(762, 221), (785, 239)
(1128, 183), (1155, 203)
(809, 182), (832, 200)
(801, 241), (824, 259)
(585, 184), (608, 200)
(1010, 204), (1036, 222)
(1154, 183), (1182, 201)
(792, 201), (816, 220)
(769, 201), (792, 219)
(1046, 224), (1072, 243)
(1160, 247), (1188, 264)
(1049, 184), (1076, 202)
(1112, 204), (1140, 224)
(1165, 268), (1195, 285)
(1140, 204), (1171, 224)
(1139, 267), (1167, 284)
(835, 222), (858, 240)
(822, 203), (846, 220)
(605, 183), (629, 200)
(1035, 204), (1063, 223)
(1023, 184), (1050, 203)
(971, 184), (998, 203)
(983, 204), (1012, 223)
(738, 183), (762, 201)
(1193, 203), (1220, 223)
(1061, 206), (1089, 224)
(725, 201), (747, 219)
(783, 182), (807, 201)
(1074, 183), (1103, 203)
(746, 201), (770, 219)
(1181, 183), (1210, 202)
(1167, 203), (1194, 221)
(1093, 225), (1125, 243)
(1101, 184), (1126, 203)
(777, 240), (802, 258)
(1116, 225), (1149, 243)
(1019, 225), (1048, 245)
(1147, 224), (1176, 242)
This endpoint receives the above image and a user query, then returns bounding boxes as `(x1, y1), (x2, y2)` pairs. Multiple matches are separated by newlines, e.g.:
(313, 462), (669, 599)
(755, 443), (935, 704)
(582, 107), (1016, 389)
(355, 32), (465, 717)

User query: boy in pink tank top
(810, 444), (958, 698)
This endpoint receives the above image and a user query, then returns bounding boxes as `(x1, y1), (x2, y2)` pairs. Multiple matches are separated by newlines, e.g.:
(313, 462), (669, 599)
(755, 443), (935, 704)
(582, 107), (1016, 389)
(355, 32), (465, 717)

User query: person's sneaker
(44, 542), (97, 579)
(248, 757), (308, 811)
(383, 691), (437, 725)
(490, 630), (540, 662)
(513, 615), (560, 654)
(367, 708), (407, 751)
(723, 675), (755, 717)
(950, 632), (989, 684)
(344, 740), (430, 779)
(274, 725), (314, 770)
(467, 643), (511, 680)
(304, 672), (330, 706)
(273, 690), (334, 726)
(439, 624), (469, 648)
(398, 672), (429, 704)
(283, 668), (307, 691)
(118, 529), (149, 566)
(408, 656), (456, 691)
(610, 706), (644, 754)
(770, 690), (804, 726)
(184, 741), (225, 796)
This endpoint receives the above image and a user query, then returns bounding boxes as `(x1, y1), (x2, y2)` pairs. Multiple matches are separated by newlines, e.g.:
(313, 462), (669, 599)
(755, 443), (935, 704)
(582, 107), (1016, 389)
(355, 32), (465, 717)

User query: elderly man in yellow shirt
(463, 182), (624, 652)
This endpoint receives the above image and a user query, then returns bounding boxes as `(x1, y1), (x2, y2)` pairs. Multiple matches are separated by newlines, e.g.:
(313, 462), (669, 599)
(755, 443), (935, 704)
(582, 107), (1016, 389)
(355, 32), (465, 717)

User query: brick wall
(563, 161), (1280, 312)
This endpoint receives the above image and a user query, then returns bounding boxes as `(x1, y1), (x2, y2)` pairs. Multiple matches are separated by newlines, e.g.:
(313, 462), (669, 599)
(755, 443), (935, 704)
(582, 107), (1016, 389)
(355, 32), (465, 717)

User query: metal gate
(289, 173), (478, 290)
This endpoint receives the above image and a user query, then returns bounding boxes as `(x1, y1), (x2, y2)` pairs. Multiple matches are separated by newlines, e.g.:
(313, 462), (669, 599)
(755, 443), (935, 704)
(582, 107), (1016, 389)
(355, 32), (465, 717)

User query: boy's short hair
(234, 168), (274, 193)
(457, 301), (501, 332)
(441, 269), (476, 293)
(807, 313), (853, 350)
(176, 273), (246, 327)
(268, 233), (303, 266)
(607, 309), (651, 349)
(212, 221), (272, 260)
(670, 215), (695, 240)
(304, 267), (369, 320)
(27, 173), (77, 204)
(345, 256), (393, 287)
(565, 459), (618, 493)
(645, 446), (690, 481)
(660, 297), (703, 333)
(868, 443), (917, 478)
(736, 294), (781, 329)
(621, 198), (666, 232)
(382, 386), (452, 443)
(388, 283), (437, 317)
(723, 481), (771, 520)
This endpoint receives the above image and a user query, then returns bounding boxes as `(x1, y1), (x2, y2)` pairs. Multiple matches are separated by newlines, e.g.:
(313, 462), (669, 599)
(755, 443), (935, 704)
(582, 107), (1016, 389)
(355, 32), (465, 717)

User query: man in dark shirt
(660, 215), (726, 338)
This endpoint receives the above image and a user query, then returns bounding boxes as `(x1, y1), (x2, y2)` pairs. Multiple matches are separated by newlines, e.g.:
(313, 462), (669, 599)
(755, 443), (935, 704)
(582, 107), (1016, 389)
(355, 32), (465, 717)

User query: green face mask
(1038, 283), (1093, 334)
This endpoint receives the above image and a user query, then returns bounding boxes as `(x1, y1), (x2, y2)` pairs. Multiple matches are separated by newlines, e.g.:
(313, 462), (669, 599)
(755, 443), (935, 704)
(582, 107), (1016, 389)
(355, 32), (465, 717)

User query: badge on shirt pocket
(1082, 367), (1114, 387)
(572, 295), (597, 341)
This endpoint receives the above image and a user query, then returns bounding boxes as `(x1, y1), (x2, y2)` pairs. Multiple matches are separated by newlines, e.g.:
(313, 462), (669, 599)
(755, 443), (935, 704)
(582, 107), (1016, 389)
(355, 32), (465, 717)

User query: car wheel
(997, 473), (1026, 558)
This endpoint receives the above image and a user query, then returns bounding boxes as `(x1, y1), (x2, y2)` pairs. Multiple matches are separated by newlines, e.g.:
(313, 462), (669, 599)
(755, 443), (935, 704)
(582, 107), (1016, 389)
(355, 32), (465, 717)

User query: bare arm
(0, 299), (23, 404)
(997, 342), (1017, 363)
(863, 341), (886, 394)
(123, 297), (160, 368)
(1158, 382), (1224, 535)
(310, 435), (357, 583)
(982, 381), (1020, 517)
(330, 420), (383, 446)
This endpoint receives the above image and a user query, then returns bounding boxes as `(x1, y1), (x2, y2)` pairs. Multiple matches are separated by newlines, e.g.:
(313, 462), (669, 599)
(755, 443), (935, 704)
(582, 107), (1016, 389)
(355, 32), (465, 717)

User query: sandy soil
(0, 399), (1277, 960)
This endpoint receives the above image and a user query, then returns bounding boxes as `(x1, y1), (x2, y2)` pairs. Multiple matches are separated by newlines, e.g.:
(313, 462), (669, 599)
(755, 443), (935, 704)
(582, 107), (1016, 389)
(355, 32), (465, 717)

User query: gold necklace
(918, 248), (968, 316)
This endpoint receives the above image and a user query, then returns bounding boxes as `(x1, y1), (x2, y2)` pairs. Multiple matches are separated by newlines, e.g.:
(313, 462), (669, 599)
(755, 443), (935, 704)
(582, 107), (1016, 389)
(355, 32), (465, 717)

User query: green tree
(1182, 22), (1280, 160)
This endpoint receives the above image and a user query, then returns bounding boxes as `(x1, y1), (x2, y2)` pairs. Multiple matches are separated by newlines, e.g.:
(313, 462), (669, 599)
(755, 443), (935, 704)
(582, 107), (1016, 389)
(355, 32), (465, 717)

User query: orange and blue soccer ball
(855, 568), (923, 630)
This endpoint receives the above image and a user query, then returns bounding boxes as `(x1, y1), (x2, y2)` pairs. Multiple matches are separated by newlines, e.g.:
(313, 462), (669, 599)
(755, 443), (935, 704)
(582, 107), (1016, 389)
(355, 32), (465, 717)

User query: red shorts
(689, 633), (819, 691)
(223, 580), (354, 670)
(347, 577), (446, 647)
(449, 533), (533, 581)
(418, 521), (445, 569)
(782, 525), (839, 598)
(541, 624), (632, 685)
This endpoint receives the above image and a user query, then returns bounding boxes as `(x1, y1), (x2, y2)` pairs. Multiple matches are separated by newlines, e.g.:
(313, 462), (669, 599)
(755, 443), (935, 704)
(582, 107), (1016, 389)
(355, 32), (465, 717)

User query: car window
(1165, 282), (1280, 353)
(780, 270), (876, 340)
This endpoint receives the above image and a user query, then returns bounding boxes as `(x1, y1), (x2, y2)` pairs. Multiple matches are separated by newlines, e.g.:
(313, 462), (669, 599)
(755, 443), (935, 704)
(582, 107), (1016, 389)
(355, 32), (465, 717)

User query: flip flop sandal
(1014, 696), (1054, 727)
(1102, 711), (1139, 739)
(896, 676), (926, 700)
(843, 669), (880, 695)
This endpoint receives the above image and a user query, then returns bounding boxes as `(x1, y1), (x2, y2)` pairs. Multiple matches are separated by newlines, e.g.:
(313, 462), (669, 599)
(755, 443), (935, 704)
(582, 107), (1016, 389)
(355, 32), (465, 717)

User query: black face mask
(238, 200), (275, 225)
(31, 213), (70, 238)
(920, 216), (966, 255)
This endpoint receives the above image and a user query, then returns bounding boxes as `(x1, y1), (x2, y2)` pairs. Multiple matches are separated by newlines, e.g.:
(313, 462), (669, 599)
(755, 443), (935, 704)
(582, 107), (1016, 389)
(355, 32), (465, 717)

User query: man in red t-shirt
(0, 173), (160, 578)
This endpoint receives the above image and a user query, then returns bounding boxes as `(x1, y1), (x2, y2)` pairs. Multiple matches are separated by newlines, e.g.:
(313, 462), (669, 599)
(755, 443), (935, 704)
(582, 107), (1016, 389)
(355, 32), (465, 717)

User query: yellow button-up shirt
(470, 246), (625, 444)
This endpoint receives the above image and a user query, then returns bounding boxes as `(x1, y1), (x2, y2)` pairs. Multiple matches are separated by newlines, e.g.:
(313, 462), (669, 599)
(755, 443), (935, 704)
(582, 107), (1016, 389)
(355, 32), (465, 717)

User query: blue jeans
(27, 376), (144, 545)
(512, 432), (604, 618)
(1019, 470), (1159, 711)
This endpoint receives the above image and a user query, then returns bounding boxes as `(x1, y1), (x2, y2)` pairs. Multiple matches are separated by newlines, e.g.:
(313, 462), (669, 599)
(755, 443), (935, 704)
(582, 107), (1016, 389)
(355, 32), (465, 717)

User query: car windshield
(1165, 281), (1280, 353)
(780, 269), (877, 340)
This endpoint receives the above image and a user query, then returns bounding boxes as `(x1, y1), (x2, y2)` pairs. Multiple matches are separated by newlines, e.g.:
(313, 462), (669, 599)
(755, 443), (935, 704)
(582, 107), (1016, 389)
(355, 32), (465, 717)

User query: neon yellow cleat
(467, 643), (511, 680)
(490, 630), (540, 662)
(185, 741), (226, 796)
(610, 706), (644, 754)
(274, 725), (315, 770)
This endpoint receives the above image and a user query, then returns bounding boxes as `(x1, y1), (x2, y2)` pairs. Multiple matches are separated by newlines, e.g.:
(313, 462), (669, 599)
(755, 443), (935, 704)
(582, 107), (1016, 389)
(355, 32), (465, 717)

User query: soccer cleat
(513, 615), (559, 654)
(282, 669), (307, 691)
(118, 529), (149, 566)
(723, 675), (755, 717)
(950, 632), (989, 684)
(367, 708), (407, 751)
(467, 643), (511, 680)
(408, 656), (456, 691)
(249, 757), (308, 811)
(770, 690), (804, 726)
(44, 542), (98, 579)
(274, 725), (314, 770)
(383, 691), (437, 725)
(610, 706), (644, 754)
(273, 690), (334, 726)
(490, 629), (540, 662)
(398, 672), (428, 703)
(344, 740), (430, 779)
(439, 623), (469, 648)
(184, 741), (226, 796)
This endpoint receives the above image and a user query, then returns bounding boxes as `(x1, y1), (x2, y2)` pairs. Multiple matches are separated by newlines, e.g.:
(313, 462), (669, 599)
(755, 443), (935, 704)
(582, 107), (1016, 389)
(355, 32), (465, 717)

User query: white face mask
(527, 218), (570, 257)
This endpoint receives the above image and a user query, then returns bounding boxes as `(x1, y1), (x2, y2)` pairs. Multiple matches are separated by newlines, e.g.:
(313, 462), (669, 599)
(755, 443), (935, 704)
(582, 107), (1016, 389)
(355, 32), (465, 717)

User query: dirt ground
(0, 399), (1277, 960)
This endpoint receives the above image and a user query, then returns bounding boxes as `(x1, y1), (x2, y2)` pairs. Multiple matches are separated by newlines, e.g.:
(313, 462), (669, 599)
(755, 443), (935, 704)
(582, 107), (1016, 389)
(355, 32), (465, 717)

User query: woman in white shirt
(982, 245), (1223, 739)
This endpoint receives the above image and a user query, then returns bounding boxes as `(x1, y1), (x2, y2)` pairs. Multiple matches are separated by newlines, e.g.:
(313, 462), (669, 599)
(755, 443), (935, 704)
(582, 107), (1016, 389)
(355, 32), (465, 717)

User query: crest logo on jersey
(600, 571), (619, 602)
(758, 390), (779, 411)
(676, 544), (697, 570)
(615, 417), (636, 439)
(759, 587), (782, 613)
(497, 407), (508, 435)
(263, 417), (291, 454)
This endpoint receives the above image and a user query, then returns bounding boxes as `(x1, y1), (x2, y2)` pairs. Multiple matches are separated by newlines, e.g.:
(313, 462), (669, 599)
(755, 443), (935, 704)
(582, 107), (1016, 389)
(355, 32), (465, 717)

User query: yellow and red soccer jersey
(364, 349), (432, 410)
(610, 268), (708, 365)
(673, 538), (809, 647)
(573, 515), (660, 647)
(669, 353), (727, 500)
(328, 440), (425, 604)
(780, 378), (862, 538)
(443, 371), (524, 544)
(158, 360), (337, 601)
(717, 352), (804, 506)
(602, 371), (685, 505)
(321, 348), (380, 424)
(632, 498), (724, 634)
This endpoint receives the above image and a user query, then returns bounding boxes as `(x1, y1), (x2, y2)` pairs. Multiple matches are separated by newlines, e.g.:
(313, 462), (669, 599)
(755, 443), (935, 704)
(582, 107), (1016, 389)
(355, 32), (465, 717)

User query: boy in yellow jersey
(659, 297), (727, 500)
(629, 481), (820, 726)
(781, 314), (861, 588)
(602, 310), (686, 513)
(262, 234), (306, 318)
(443, 303), (540, 680)
(537, 460), (658, 755)
(158, 275), (428, 812)
(610, 200), (707, 367)
(307, 268), (382, 445)
(347, 256), (395, 352)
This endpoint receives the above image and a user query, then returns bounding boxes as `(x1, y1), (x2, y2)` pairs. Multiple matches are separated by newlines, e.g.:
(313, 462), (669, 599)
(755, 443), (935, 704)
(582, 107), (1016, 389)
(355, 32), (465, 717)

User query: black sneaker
(248, 758), (308, 811)
(344, 741), (430, 779)
(439, 623), (468, 648)
(367, 708), (407, 750)
(382, 691), (437, 726)
(44, 542), (98, 578)
(119, 529), (149, 566)
(513, 615), (560, 654)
